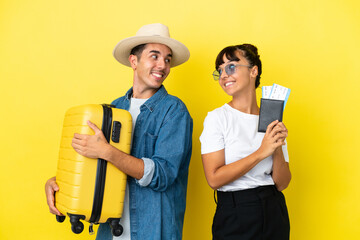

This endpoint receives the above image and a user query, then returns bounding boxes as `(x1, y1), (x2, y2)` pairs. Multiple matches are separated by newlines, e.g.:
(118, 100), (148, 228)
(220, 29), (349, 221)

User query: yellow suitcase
(55, 104), (132, 236)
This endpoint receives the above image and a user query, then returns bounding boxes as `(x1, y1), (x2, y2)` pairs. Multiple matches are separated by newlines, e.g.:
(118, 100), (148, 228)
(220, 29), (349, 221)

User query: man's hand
(71, 121), (109, 159)
(45, 176), (63, 216)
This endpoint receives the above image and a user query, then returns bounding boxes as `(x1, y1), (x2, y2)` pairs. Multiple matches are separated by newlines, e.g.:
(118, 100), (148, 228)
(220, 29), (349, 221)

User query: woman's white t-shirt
(200, 104), (289, 192)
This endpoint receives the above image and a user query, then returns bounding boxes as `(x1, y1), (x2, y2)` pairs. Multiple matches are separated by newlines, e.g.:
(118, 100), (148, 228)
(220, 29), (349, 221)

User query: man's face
(130, 43), (172, 97)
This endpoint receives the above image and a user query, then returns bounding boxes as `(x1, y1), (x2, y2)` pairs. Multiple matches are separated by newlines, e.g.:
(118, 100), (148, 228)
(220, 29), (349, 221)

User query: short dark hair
(215, 44), (262, 88)
(130, 44), (147, 59)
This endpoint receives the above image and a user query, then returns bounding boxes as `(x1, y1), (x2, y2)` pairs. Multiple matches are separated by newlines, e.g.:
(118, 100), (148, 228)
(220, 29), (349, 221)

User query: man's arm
(45, 122), (144, 216)
(45, 176), (63, 216)
(144, 110), (193, 191)
(72, 108), (192, 192)
(71, 121), (145, 180)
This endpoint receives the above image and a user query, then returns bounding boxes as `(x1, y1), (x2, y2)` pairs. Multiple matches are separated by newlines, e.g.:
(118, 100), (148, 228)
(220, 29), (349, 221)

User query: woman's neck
(229, 91), (259, 115)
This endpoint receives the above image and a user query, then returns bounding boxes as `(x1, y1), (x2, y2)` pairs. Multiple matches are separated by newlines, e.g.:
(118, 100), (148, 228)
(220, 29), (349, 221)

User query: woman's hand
(257, 120), (288, 160)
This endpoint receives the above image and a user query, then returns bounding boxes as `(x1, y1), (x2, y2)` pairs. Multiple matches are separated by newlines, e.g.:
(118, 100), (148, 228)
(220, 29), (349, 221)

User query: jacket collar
(125, 85), (168, 112)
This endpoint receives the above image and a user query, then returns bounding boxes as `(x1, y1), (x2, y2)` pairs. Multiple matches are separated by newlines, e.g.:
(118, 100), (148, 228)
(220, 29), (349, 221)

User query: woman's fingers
(265, 120), (279, 135)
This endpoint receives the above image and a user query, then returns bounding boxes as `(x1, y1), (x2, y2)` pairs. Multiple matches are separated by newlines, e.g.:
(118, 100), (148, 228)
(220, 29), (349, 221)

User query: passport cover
(258, 98), (284, 132)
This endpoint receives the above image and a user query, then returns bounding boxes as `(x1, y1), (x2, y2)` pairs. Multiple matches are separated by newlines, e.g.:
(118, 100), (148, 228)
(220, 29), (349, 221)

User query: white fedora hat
(113, 23), (190, 67)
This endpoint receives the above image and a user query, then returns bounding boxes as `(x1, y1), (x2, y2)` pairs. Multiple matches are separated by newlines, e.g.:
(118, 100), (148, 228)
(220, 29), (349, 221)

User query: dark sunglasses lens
(225, 64), (236, 75)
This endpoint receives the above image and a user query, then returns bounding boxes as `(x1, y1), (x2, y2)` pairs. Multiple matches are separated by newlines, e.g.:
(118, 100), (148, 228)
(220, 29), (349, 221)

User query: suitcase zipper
(89, 223), (95, 235)
(89, 104), (113, 224)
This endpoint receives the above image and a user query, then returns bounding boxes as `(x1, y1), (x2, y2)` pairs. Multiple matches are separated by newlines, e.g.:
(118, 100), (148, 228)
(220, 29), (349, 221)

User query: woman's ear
(250, 65), (258, 79)
(129, 55), (138, 70)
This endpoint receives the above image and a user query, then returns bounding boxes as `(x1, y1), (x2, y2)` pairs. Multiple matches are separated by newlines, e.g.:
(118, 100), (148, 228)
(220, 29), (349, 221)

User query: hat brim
(113, 36), (190, 67)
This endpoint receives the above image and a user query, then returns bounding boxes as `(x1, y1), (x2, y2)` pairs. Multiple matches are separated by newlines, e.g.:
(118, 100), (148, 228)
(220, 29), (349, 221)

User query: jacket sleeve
(138, 108), (193, 192)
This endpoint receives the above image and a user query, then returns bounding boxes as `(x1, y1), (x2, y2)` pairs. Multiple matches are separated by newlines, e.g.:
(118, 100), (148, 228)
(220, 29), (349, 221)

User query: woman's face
(218, 50), (254, 97)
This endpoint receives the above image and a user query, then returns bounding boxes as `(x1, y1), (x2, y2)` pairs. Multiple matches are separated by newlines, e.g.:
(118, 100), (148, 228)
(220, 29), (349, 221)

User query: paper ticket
(262, 86), (272, 98)
(262, 84), (290, 108)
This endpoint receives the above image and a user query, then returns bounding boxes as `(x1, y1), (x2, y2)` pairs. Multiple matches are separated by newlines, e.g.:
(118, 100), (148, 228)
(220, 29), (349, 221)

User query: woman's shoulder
(204, 104), (230, 124)
(207, 104), (230, 117)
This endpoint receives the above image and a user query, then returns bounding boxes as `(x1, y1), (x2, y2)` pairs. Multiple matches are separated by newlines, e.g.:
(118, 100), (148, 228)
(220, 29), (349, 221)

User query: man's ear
(129, 55), (138, 70)
(250, 65), (258, 78)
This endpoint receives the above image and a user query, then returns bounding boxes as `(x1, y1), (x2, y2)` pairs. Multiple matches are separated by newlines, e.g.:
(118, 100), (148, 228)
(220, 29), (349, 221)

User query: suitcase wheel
(109, 219), (123, 237)
(112, 224), (123, 237)
(56, 215), (66, 223)
(71, 221), (84, 234)
(70, 215), (84, 234)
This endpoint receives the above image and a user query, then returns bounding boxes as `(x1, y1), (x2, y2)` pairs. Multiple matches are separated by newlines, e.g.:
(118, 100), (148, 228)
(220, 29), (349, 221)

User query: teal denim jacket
(96, 86), (193, 240)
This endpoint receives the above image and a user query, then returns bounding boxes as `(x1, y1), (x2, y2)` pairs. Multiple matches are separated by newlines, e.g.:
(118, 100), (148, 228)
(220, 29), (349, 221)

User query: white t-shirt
(113, 97), (148, 240)
(200, 103), (289, 192)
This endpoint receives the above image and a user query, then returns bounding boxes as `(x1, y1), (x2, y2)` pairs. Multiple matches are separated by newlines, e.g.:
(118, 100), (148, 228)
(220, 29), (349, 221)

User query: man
(45, 23), (193, 240)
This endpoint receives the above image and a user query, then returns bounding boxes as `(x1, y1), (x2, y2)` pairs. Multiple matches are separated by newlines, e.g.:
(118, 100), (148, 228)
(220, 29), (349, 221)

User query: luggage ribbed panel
(55, 104), (132, 223)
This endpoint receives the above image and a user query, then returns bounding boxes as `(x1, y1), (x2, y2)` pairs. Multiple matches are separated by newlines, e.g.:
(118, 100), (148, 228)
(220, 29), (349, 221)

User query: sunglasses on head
(212, 63), (251, 80)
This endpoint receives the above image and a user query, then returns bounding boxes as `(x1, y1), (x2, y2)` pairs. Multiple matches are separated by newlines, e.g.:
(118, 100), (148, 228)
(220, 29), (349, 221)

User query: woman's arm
(271, 122), (291, 191)
(202, 120), (287, 190)
(272, 147), (291, 191)
(202, 149), (264, 190)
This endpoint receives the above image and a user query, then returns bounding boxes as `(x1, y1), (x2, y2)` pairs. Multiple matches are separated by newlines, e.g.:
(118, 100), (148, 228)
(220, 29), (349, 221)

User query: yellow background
(1, 0), (359, 239)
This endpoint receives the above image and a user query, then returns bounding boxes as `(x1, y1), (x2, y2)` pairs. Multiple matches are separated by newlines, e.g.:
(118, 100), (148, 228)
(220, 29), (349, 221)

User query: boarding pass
(262, 84), (290, 108)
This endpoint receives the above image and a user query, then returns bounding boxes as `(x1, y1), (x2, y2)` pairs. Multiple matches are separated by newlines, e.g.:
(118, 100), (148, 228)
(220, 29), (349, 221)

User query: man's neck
(132, 85), (160, 99)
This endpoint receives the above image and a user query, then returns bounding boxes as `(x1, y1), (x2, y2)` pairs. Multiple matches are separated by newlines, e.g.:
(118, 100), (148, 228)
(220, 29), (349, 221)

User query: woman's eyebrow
(219, 60), (237, 68)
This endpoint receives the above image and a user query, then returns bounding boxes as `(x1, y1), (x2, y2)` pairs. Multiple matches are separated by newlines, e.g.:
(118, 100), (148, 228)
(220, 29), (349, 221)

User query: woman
(200, 44), (291, 240)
